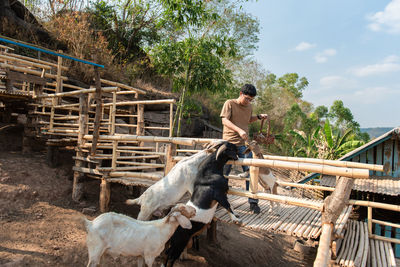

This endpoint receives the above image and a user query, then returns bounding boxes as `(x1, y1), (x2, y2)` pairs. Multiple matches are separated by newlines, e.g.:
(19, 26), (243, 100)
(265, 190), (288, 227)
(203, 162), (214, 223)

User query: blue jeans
(223, 145), (258, 204)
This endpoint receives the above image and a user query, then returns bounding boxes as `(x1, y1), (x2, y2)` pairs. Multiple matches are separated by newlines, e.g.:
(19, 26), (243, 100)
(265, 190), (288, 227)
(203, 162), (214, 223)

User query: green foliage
(88, 0), (161, 64)
(277, 73), (308, 98)
(317, 119), (365, 159)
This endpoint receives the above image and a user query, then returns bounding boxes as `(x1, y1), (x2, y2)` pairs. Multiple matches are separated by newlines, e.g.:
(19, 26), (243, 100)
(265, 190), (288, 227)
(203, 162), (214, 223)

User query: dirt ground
(0, 150), (316, 267)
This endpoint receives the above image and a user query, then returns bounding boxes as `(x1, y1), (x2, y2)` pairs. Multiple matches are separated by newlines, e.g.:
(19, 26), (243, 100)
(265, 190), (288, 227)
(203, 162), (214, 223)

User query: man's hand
(238, 129), (248, 141)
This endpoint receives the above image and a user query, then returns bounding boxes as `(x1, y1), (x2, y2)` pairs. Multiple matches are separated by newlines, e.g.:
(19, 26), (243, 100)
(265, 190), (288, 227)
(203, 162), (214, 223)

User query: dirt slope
(0, 151), (315, 266)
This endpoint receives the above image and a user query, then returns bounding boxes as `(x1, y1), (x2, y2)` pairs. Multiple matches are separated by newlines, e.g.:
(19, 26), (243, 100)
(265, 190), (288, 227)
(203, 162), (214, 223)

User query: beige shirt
(220, 99), (252, 146)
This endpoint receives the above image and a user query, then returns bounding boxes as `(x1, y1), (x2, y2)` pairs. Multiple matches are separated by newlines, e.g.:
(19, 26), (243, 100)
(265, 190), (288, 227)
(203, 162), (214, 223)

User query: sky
(242, 0), (400, 128)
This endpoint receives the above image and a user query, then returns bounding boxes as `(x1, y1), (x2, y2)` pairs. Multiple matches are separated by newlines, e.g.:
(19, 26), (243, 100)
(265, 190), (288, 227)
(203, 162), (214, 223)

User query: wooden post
(129, 105), (135, 135)
(72, 94), (88, 202)
(111, 140), (118, 170)
(100, 178), (111, 212)
(249, 166), (259, 193)
(246, 140), (275, 192)
(368, 207), (373, 235)
(91, 67), (103, 155)
(164, 143), (177, 175)
(314, 176), (354, 267)
(169, 103), (173, 137)
(56, 50), (63, 105)
(136, 104), (144, 136)
(111, 91), (116, 135)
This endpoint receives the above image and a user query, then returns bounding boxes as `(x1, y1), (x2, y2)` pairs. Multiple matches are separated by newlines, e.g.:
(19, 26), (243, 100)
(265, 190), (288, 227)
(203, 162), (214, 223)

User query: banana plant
(318, 119), (364, 159)
(289, 126), (320, 158)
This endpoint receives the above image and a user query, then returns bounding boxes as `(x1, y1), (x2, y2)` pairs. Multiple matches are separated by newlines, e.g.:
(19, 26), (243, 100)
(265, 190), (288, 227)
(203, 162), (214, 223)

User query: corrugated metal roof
(299, 127), (400, 184)
(320, 175), (400, 196)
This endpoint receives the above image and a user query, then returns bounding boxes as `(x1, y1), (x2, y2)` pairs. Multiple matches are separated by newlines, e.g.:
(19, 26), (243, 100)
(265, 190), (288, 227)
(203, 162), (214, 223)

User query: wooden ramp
(215, 195), (352, 240)
(334, 220), (397, 267)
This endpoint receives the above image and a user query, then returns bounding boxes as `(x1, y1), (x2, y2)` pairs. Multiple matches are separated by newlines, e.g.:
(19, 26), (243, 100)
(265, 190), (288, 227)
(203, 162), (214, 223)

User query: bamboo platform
(334, 220), (397, 267)
(214, 194), (353, 240)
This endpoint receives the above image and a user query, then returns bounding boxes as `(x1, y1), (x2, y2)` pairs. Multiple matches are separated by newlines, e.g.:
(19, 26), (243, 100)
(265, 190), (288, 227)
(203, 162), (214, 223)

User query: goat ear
(176, 214), (192, 229)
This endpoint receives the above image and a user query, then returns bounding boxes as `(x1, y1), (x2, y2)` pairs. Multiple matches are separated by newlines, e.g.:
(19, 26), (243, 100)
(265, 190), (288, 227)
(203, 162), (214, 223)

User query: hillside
(360, 127), (395, 139)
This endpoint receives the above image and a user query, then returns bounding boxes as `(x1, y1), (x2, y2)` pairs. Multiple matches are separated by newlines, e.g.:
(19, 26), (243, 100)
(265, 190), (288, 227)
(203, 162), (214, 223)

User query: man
(220, 84), (268, 214)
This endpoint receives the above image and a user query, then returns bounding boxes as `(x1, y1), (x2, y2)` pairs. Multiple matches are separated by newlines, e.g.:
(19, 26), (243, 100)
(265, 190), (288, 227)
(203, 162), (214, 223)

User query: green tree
(150, 0), (259, 136)
(277, 73), (308, 98)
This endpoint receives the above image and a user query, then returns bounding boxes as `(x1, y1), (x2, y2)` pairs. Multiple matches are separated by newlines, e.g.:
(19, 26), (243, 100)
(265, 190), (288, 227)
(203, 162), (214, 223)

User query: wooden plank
(393, 138), (400, 177)
(368, 148), (375, 176)
(360, 151), (367, 164)
(376, 143), (383, 176)
(383, 140), (393, 176)
(396, 228), (400, 257)
(6, 70), (49, 85)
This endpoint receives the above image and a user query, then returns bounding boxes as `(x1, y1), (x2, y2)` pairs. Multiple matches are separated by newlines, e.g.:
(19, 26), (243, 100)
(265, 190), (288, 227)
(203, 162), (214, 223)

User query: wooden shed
(300, 127), (400, 257)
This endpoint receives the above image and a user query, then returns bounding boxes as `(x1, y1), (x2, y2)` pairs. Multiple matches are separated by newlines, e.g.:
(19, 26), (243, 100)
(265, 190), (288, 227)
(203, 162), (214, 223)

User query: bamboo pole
(228, 188), (323, 210)
(249, 166), (259, 193)
(350, 200), (400, 212)
(0, 54), (52, 70)
(83, 134), (197, 146)
(370, 234), (400, 245)
(35, 87), (118, 98)
(173, 156), (370, 179)
(91, 67), (103, 156)
(169, 103), (173, 137)
(0, 62), (67, 80)
(144, 126), (171, 130)
(371, 219), (400, 229)
(314, 223), (333, 267)
(278, 181), (335, 192)
(111, 91), (116, 135)
(72, 94), (88, 202)
(1, 51), (68, 70)
(111, 141), (117, 171)
(315, 176), (354, 266)
(56, 51), (63, 105)
(109, 171), (163, 181)
(261, 154), (384, 172)
(136, 104), (144, 138)
(99, 178), (110, 212)
(165, 143), (177, 175)
(115, 161), (164, 168)
(103, 99), (176, 107)
(47, 82), (84, 90)
(100, 78), (146, 94)
(227, 159), (370, 179)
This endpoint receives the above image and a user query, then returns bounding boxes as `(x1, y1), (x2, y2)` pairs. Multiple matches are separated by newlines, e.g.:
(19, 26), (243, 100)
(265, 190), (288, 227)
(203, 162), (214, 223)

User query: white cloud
(314, 49), (337, 63)
(319, 76), (353, 88)
(349, 55), (400, 77)
(353, 87), (400, 104)
(293, 42), (316, 51)
(367, 0), (400, 34)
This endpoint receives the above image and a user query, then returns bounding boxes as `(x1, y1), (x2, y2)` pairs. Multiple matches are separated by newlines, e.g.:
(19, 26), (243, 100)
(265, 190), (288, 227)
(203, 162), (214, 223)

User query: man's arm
(222, 117), (248, 141)
(249, 113), (268, 123)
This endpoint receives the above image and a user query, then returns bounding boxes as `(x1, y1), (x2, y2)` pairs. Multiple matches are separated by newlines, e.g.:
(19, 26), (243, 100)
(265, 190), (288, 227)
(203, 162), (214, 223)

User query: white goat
(81, 203), (196, 267)
(126, 141), (225, 220)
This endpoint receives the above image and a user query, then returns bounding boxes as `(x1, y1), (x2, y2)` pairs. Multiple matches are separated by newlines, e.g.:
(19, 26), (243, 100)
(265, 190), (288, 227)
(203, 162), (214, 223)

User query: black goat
(164, 141), (241, 267)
